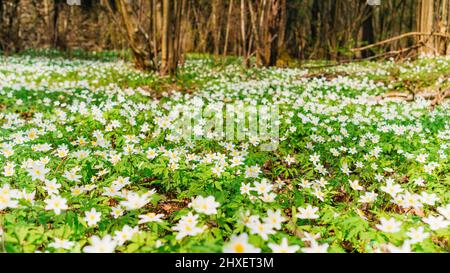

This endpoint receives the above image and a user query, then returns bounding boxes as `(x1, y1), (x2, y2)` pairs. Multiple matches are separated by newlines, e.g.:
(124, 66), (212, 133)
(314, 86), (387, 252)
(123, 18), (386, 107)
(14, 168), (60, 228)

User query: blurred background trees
(0, 0), (449, 74)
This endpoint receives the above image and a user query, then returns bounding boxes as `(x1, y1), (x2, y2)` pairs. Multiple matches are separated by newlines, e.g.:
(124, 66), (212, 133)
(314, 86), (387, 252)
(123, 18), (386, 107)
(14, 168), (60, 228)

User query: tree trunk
(223, 0), (233, 58)
(268, 0), (283, 66)
(212, 0), (221, 59)
(438, 0), (449, 54)
(417, 0), (435, 55)
(362, 3), (375, 58)
(240, 0), (248, 66)
(161, 0), (171, 75)
(114, 0), (150, 70)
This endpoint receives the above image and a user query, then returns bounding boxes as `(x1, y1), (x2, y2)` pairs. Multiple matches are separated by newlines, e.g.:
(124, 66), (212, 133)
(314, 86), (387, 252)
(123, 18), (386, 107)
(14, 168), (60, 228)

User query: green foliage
(0, 52), (449, 253)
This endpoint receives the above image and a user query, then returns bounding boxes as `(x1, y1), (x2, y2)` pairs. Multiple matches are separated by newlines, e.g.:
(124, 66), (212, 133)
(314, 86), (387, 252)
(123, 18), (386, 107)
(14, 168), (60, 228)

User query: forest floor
(0, 52), (449, 253)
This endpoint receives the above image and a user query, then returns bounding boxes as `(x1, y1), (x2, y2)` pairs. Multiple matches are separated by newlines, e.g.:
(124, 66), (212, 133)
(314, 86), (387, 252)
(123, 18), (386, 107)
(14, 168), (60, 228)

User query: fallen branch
(430, 88), (450, 108)
(362, 42), (424, 61)
(302, 39), (429, 70)
(300, 59), (363, 70)
(301, 71), (350, 79)
(352, 32), (450, 52)
(378, 89), (450, 103)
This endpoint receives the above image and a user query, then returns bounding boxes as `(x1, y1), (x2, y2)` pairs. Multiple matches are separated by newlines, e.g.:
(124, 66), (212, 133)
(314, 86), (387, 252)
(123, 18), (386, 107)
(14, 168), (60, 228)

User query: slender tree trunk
(53, 0), (61, 49)
(223, 0), (233, 58)
(277, 0), (286, 51)
(240, 0), (248, 66)
(0, 0), (3, 50)
(114, 0), (149, 69)
(268, 0), (283, 66)
(248, 0), (264, 66)
(151, 0), (159, 65)
(447, 0), (450, 54)
(161, 0), (171, 75)
(438, 0), (449, 54)
(247, 0), (283, 66)
(417, 0), (435, 55)
(212, 0), (221, 59)
(362, 3), (375, 58)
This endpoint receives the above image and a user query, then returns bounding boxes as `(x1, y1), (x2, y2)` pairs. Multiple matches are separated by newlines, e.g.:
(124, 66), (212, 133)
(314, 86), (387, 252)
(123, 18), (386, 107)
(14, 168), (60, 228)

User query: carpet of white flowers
(0, 54), (449, 253)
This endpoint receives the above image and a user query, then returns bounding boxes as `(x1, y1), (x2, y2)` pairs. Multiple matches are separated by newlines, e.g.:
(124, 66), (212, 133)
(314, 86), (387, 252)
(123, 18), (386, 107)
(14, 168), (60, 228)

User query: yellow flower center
(233, 243), (245, 253)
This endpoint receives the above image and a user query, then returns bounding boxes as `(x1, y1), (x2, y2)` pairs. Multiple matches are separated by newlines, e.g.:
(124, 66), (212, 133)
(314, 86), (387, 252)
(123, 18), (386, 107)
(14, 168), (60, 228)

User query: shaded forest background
(0, 0), (449, 73)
